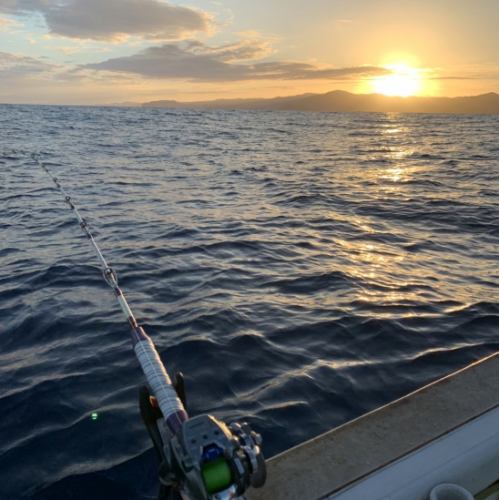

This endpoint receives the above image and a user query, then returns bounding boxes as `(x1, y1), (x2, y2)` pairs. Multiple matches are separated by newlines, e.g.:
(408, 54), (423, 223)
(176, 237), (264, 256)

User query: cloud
(0, 13), (22, 28)
(0, 1), (51, 14)
(431, 76), (478, 80)
(85, 40), (388, 82)
(0, 0), (211, 40)
(429, 67), (499, 81)
(0, 51), (53, 79)
(431, 72), (499, 81)
(184, 39), (274, 63)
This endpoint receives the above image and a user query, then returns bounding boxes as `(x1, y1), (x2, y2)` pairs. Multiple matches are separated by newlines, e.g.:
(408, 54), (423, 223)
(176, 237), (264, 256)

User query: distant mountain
(143, 90), (499, 115)
(108, 101), (142, 107)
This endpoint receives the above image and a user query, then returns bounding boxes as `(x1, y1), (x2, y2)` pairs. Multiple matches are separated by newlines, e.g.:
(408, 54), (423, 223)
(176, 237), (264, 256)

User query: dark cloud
(85, 41), (388, 82)
(184, 39), (272, 63)
(0, 0), (210, 40)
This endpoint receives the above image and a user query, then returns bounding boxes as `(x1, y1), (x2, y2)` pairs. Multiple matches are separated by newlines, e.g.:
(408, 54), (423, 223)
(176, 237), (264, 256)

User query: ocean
(0, 105), (498, 499)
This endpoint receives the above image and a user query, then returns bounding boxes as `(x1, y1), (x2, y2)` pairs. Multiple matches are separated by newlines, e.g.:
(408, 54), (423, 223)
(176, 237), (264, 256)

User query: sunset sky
(1, 0), (498, 104)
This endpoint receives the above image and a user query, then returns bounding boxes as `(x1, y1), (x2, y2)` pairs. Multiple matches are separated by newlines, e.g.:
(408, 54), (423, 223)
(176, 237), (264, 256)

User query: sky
(0, 0), (498, 104)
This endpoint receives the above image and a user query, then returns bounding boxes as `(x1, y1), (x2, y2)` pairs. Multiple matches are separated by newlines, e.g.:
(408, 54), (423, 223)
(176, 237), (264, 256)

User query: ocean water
(0, 105), (498, 499)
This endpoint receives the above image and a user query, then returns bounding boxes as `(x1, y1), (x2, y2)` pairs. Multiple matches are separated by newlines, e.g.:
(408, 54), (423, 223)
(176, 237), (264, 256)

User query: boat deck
(248, 352), (499, 500)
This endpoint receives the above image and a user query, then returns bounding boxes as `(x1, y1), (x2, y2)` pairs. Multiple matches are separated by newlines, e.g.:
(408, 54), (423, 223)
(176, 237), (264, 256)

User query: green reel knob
(201, 458), (233, 494)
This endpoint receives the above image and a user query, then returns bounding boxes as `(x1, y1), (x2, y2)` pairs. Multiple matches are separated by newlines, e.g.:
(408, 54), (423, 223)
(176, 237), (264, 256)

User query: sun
(370, 63), (424, 97)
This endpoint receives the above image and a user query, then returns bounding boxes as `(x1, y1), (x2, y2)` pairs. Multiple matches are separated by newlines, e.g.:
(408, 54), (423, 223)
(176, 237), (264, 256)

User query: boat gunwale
(249, 351), (499, 500)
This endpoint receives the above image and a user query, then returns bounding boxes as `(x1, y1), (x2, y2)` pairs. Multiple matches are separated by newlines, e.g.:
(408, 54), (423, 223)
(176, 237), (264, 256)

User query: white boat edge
(248, 351), (499, 500)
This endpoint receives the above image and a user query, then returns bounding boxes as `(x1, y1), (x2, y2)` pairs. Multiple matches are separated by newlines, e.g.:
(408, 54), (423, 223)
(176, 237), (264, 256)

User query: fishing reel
(140, 375), (266, 500)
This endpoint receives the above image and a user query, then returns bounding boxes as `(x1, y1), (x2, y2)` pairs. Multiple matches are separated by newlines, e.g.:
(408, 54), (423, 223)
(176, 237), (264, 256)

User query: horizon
(143, 88), (499, 104)
(1, 0), (498, 105)
(2, 88), (499, 108)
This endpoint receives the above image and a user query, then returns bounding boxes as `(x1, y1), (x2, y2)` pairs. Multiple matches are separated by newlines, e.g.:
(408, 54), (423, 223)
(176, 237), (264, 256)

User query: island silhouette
(143, 90), (499, 115)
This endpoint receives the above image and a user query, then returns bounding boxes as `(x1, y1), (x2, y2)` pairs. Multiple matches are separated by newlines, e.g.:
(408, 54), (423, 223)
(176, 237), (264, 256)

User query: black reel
(139, 374), (266, 500)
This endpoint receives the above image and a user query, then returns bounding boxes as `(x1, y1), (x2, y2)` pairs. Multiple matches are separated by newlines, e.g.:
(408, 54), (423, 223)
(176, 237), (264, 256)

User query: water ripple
(0, 106), (497, 499)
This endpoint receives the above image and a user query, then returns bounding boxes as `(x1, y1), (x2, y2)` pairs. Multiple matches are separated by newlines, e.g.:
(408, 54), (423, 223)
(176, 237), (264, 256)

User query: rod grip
(134, 337), (186, 421)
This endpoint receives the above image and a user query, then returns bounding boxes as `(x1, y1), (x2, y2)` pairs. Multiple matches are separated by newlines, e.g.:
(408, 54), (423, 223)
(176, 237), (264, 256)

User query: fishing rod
(34, 155), (266, 500)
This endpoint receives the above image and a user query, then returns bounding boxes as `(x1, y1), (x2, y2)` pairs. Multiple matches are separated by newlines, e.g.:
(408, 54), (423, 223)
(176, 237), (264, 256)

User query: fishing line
(35, 155), (187, 433)
(33, 154), (266, 500)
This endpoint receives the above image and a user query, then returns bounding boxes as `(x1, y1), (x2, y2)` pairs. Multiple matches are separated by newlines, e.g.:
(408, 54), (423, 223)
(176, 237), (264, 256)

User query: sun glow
(370, 64), (424, 97)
